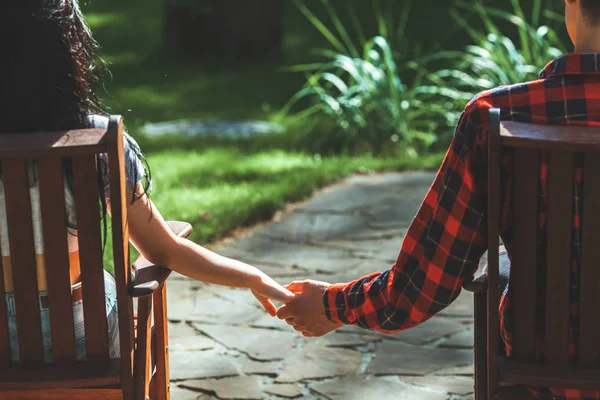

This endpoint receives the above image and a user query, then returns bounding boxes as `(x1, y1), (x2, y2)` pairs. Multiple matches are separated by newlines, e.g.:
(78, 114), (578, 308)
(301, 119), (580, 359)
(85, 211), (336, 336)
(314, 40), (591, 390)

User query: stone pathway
(167, 172), (476, 400)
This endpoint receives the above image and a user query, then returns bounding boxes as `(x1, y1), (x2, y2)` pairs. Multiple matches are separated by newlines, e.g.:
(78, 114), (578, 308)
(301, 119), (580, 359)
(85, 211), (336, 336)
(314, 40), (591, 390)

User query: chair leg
(153, 284), (170, 400)
(474, 291), (488, 400)
(134, 296), (153, 400)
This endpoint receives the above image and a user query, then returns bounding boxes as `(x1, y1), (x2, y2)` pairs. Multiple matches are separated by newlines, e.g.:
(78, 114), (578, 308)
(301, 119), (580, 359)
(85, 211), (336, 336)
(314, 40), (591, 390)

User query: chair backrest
(487, 108), (600, 397)
(0, 116), (134, 397)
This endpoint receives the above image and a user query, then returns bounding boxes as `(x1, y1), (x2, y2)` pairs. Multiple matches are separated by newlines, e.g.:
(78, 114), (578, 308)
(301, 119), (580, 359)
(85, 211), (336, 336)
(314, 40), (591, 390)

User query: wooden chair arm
(128, 221), (193, 298)
(462, 273), (488, 293)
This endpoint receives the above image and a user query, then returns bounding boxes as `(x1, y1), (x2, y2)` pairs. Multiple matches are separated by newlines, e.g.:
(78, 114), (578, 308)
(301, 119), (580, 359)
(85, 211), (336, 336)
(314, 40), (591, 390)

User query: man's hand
(276, 280), (342, 337)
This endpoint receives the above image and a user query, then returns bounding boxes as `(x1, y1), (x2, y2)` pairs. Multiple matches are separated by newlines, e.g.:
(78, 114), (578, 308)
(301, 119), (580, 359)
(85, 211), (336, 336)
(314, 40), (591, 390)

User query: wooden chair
(0, 116), (191, 399)
(463, 109), (600, 399)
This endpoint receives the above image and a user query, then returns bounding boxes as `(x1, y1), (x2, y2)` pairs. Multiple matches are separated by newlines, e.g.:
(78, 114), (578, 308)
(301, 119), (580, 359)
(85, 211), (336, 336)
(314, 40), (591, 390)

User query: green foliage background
(82, 0), (569, 133)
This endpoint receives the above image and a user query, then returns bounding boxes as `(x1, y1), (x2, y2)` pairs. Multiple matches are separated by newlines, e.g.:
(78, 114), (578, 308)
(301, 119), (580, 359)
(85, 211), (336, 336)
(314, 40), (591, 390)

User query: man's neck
(574, 25), (600, 53)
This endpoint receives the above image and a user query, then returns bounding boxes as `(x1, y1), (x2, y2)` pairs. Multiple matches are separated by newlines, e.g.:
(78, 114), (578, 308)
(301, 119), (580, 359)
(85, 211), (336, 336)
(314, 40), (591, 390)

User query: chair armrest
(128, 221), (193, 298)
(462, 274), (488, 293)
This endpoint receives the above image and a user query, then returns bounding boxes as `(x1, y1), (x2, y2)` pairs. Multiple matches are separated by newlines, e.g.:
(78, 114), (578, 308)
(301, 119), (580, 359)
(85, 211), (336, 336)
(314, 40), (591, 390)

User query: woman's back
(0, 115), (147, 363)
(0, 1), (132, 363)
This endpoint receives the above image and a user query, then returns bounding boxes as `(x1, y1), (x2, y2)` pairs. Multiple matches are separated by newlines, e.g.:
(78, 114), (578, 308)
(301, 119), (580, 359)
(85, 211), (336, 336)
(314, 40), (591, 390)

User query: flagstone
(182, 376), (263, 400)
(368, 340), (473, 376)
(276, 344), (362, 383)
(310, 376), (447, 400)
(193, 324), (297, 361)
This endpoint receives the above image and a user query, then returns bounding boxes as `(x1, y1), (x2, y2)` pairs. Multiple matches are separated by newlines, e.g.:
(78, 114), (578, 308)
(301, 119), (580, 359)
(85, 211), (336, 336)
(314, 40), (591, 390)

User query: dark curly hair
(1, 0), (103, 131)
(0, 0), (150, 236)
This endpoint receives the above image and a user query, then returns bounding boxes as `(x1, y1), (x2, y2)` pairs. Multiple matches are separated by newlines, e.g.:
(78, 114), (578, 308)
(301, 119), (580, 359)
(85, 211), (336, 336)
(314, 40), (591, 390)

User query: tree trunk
(163, 0), (284, 61)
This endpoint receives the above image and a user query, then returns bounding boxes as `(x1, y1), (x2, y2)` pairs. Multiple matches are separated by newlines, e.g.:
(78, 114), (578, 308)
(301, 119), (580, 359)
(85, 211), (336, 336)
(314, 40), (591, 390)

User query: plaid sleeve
(324, 103), (490, 332)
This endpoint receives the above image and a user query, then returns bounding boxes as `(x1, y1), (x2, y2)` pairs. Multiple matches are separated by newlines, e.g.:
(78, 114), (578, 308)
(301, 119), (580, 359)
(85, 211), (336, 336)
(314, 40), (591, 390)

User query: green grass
(103, 147), (444, 273)
(147, 148), (443, 243)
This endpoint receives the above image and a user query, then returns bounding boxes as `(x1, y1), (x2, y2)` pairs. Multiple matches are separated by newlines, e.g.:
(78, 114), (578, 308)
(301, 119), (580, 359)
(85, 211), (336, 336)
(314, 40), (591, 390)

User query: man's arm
(324, 103), (490, 333)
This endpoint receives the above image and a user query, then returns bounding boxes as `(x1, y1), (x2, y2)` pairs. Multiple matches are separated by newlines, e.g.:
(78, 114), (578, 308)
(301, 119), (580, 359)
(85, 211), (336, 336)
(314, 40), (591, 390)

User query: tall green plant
(282, 0), (454, 155)
(425, 0), (566, 98)
(293, 0), (414, 61)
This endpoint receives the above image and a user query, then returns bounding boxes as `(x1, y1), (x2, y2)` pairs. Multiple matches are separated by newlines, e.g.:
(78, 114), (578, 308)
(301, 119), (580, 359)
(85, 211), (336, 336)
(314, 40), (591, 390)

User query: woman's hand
(276, 280), (341, 337)
(251, 274), (296, 316)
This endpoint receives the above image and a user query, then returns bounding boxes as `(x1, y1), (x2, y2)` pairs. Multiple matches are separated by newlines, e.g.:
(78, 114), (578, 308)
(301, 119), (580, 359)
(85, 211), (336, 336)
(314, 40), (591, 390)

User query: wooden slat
(487, 108), (502, 400)
(496, 385), (540, 400)
(0, 283), (10, 368)
(0, 358), (120, 389)
(511, 148), (539, 363)
(153, 284), (171, 400)
(501, 122), (600, 152)
(0, 130), (109, 159)
(545, 150), (573, 366)
(2, 158), (44, 368)
(498, 357), (600, 389)
(165, 221), (193, 238)
(0, 173), (11, 367)
(473, 291), (488, 400)
(580, 154), (600, 367)
(150, 376), (158, 399)
(106, 116), (135, 400)
(134, 297), (153, 400)
(37, 157), (77, 365)
(72, 155), (109, 362)
(0, 389), (123, 400)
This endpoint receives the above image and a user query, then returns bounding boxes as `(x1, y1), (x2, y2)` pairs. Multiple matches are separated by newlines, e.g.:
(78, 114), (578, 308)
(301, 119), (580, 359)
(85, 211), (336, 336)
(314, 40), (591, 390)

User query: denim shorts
(6, 270), (120, 364)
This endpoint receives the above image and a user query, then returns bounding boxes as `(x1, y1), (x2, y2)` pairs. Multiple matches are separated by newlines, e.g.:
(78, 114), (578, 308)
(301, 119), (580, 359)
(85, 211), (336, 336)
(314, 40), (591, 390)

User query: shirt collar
(540, 53), (600, 79)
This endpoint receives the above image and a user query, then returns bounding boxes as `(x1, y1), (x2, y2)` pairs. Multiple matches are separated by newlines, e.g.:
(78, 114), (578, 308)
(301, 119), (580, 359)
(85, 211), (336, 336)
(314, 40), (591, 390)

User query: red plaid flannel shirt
(324, 53), (600, 400)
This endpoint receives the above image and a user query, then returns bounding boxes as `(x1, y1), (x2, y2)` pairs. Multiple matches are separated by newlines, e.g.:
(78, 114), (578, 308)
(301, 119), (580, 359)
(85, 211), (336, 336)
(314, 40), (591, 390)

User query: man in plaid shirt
(278, 0), (600, 398)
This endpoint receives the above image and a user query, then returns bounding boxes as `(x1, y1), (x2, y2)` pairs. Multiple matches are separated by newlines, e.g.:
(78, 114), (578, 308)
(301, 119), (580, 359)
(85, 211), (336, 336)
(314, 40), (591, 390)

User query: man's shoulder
(462, 78), (546, 121)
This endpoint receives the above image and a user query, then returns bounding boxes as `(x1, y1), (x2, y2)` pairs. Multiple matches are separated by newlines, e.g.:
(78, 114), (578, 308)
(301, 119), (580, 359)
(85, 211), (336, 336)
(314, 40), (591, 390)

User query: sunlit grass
(146, 148), (444, 244)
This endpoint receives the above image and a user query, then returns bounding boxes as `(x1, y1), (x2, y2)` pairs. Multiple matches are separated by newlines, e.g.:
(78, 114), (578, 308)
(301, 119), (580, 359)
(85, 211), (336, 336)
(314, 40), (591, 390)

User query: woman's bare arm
(108, 184), (295, 314)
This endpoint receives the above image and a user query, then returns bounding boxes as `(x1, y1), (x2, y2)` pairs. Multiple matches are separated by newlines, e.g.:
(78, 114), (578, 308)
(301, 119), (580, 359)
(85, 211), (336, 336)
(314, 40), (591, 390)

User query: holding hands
(244, 266), (341, 337)
(251, 274), (297, 316)
(276, 280), (342, 337)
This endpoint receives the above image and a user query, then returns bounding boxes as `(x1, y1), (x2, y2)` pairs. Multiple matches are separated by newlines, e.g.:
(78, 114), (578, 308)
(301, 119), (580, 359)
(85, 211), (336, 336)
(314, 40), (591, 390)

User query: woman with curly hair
(0, 0), (295, 363)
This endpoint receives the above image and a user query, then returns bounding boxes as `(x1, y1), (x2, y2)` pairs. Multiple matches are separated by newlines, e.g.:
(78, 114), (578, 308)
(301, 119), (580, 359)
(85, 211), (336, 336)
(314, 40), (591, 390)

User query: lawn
(81, 0), (447, 269)
(102, 147), (444, 270)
